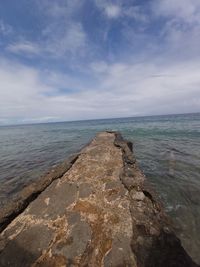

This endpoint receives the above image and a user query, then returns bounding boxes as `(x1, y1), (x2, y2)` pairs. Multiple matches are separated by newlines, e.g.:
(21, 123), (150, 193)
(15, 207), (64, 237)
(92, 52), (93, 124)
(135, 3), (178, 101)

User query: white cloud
(1, 0), (200, 125)
(94, 0), (148, 21)
(60, 23), (86, 54)
(0, 56), (200, 125)
(0, 20), (13, 35)
(7, 41), (40, 55)
(87, 59), (200, 116)
(39, 0), (82, 18)
(153, 0), (200, 24)
(94, 0), (121, 18)
(37, 0), (88, 58)
(3, 1), (87, 60)
(151, 0), (200, 60)
(124, 6), (148, 22)
(6, 22), (87, 59)
(43, 23), (87, 58)
(104, 4), (121, 18)
(90, 61), (109, 74)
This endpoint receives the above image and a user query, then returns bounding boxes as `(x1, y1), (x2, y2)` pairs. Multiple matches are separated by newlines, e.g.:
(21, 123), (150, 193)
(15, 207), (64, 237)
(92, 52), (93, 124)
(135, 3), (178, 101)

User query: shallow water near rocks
(0, 113), (200, 263)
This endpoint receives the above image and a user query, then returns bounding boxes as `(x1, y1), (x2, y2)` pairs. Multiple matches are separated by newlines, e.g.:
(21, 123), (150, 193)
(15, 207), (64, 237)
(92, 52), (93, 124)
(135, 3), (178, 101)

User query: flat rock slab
(0, 132), (199, 267)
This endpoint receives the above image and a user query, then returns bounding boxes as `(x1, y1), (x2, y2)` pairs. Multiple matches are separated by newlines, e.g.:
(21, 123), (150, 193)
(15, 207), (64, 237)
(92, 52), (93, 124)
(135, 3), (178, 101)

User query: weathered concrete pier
(0, 132), (199, 266)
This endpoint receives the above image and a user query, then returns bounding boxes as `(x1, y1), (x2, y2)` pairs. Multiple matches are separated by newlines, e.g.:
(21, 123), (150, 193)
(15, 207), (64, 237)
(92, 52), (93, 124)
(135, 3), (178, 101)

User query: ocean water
(0, 113), (200, 263)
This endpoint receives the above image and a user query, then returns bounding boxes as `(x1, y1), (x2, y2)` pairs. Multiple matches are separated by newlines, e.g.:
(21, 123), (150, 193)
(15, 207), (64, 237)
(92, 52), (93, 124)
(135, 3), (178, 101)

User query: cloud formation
(0, 0), (200, 125)
(0, 20), (13, 35)
(7, 41), (40, 55)
(95, 1), (121, 18)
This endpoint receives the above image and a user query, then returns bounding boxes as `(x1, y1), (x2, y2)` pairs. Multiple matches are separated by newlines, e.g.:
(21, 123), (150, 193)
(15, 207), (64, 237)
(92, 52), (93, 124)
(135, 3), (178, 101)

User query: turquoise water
(0, 113), (200, 263)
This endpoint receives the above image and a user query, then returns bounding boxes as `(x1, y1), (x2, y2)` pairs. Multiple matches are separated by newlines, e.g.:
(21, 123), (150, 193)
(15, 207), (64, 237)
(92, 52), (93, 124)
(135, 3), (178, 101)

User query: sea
(0, 113), (200, 263)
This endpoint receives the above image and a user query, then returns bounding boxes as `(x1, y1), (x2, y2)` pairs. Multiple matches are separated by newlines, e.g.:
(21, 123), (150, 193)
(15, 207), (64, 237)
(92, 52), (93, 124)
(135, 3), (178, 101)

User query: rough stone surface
(0, 132), (199, 267)
(0, 154), (79, 233)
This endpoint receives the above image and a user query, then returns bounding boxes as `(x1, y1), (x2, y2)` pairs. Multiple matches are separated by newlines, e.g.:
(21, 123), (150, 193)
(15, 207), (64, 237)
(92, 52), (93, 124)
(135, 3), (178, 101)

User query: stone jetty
(0, 132), (199, 267)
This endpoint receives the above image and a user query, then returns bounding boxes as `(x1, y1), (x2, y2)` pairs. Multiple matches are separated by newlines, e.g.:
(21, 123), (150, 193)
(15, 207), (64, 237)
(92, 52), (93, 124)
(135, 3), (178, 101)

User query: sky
(0, 0), (200, 125)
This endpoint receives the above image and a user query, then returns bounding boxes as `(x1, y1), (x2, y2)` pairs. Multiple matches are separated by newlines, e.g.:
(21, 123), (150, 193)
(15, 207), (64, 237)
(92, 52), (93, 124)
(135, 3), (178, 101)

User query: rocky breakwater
(0, 131), (199, 267)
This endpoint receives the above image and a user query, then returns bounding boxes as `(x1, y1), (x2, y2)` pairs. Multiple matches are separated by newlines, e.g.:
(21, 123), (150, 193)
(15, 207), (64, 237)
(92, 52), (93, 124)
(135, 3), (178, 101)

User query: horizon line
(0, 111), (199, 128)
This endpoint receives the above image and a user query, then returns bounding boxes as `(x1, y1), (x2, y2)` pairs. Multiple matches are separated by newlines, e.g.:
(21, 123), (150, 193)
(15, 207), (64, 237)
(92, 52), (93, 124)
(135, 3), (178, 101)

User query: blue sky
(0, 0), (200, 125)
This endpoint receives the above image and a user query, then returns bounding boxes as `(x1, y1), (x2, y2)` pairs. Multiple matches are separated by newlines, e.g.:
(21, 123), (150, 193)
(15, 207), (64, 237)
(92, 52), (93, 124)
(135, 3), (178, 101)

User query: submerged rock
(0, 132), (199, 267)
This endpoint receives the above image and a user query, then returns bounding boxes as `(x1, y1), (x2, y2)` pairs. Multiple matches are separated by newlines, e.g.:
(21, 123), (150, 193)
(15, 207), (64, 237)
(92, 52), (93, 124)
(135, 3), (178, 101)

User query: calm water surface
(0, 113), (200, 263)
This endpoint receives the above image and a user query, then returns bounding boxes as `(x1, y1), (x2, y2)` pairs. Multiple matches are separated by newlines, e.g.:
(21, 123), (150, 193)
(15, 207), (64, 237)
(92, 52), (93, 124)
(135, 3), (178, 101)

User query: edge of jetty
(0, 131), (199, 267)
